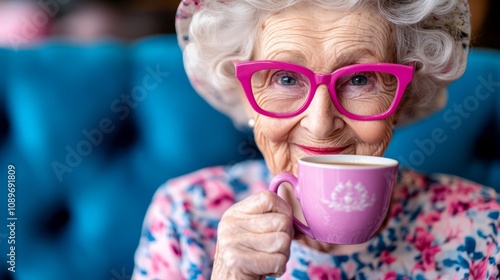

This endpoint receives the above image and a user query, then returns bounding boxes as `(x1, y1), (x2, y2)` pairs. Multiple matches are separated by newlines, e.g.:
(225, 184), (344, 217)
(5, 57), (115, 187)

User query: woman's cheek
(350, 119), (394, 157)
(253, 130), (282, 175)
(351, 120), (393, 144)
(253, 118), (296, 174)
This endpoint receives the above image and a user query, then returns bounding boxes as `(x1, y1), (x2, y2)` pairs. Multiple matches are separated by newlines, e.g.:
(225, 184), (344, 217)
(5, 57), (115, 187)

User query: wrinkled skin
(213, 3), (397, 279)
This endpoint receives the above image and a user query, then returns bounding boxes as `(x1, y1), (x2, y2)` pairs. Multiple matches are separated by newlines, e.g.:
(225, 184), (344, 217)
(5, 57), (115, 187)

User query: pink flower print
(207, 166), (227, 176)
(467, 242), (498, 279)
(344, 262), (356, 276)
(414, 245), (441, 271)
(149, 250), (184, 279)
(170, 242), (181, 257)
(413, 175), (429, 188)
(389, 202), (403, 218)
(156, 195), (173, 217)
(454, 180), (480, 195)
(183, 201), (193, 212)
(151, 252), (171, 274)
(380, 250), (397, 265)
(406, 227), (434, 252)
(383, 271), (397, 280)
(486, 242), (496, 257)
(252, 181), (269, 193)
(308, 265), (342, 280)
(202, 226), (217, 240)
(207, 192), (233, 210)
(469, 258), (488, 280)
(418, 210), (441, 225)
(476, 200), (500, 212)
(434, 217), (472, 242)
(205, 180), (235, 215)
(393, 185), (410, 200)
(447, 199), (472, 215)
(170, 167), (224, 189)
(431, 185), (452, 203)
(149, 217), (165, 235)
(383, 271), (411, 280)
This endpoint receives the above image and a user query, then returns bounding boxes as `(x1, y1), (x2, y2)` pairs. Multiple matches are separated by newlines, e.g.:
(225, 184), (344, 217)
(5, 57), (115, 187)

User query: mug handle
(269, 173), (315, 239)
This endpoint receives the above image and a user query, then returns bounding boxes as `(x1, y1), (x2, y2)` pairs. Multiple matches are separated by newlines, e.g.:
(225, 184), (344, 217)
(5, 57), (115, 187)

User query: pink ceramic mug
(269, 155), (398, 244)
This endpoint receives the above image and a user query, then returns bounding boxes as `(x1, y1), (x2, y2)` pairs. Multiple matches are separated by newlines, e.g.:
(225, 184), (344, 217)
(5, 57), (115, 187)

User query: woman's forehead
(254, 3), (395, 67)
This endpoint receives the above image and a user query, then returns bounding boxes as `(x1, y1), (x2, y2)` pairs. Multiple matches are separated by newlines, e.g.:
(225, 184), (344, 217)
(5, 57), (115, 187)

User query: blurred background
(0, 0), (179, 45)
(0, 0), (497, 48)
(0, 0), (498, 280)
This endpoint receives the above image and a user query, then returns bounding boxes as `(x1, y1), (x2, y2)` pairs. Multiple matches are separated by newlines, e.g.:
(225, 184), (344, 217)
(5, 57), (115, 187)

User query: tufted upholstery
(0, 35), (258, 280)
(0, 34), (498, 280)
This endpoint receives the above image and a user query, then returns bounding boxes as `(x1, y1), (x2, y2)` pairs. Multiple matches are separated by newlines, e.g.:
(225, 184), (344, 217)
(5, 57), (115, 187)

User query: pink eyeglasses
(234, 60), (414, 121)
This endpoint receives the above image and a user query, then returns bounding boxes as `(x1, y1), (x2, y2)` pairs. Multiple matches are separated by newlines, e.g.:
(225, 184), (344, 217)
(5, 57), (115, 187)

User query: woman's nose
(300, 85), (345, 137)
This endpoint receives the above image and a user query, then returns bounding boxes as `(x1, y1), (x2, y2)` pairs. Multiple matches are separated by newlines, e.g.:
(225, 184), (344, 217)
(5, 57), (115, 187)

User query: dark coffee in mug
(321, 162), (386, 166)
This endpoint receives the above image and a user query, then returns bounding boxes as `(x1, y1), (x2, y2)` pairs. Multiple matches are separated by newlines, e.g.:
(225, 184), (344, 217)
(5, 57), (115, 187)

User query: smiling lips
(297, 145), (347, 155)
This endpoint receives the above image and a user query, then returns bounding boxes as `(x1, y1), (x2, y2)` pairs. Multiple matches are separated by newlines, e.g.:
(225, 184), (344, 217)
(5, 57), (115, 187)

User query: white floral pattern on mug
(320, 181), (376, 212)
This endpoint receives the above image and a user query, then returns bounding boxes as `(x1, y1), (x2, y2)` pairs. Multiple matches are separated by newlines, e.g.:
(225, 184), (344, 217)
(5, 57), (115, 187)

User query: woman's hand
(212, 190), (294, 279)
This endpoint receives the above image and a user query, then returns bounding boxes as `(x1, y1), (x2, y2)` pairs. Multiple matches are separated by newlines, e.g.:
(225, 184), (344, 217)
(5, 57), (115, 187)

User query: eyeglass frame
(234, 60), (414, 121)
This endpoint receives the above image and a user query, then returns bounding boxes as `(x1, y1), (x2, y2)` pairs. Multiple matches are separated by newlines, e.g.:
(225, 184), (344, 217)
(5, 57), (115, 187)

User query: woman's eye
(279, 76), (297, 86)
(271, 71), (301, 87)
(350, 75), (368, 86)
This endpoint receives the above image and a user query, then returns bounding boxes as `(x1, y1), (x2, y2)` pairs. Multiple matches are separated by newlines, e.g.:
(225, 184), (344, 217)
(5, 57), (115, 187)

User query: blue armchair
(0, 34), (498, 280)
(0, 35), (257, 280)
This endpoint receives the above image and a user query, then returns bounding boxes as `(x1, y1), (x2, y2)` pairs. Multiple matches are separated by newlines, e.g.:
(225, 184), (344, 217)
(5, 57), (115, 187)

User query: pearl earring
(248, 118), (255, 128)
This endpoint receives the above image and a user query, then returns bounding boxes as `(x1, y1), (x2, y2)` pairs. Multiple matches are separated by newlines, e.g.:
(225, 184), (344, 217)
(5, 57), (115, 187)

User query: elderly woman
(133, 0), (500, 279)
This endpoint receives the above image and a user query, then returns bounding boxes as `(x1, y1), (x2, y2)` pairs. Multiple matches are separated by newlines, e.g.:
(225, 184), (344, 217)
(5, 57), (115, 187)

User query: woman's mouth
(297, 145), (347, 155)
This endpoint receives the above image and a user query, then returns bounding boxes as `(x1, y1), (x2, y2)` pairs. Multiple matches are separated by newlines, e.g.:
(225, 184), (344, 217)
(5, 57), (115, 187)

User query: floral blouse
(132, 160), (500, 279)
